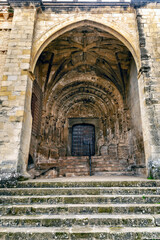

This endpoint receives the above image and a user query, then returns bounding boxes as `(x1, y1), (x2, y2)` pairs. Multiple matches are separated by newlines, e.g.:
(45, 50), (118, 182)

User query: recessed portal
(72, 124), (95, 156)
(28, 22), (145, 178)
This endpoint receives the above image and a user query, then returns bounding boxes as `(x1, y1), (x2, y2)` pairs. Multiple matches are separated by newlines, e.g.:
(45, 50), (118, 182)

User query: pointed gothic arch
(31, 19), (141, 73)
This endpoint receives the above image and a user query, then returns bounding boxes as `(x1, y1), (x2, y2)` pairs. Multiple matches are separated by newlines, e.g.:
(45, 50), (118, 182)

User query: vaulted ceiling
(38, 26), (132, 98)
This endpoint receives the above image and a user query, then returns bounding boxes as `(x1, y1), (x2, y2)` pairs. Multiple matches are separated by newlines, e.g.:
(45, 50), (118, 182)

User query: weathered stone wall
(127, 60), (145, 169)
(0, 14), (12, 156)
(0, 13), (12, 179)
(0, 7), (36, 180)
(0, 13), (12, 81)
(136, 5), (160, 178)
(0, 30), (10, 82)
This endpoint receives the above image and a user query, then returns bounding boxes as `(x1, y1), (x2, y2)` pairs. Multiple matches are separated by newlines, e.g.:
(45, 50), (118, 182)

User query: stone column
(0, 5), (38, 180)
(136, 5), (160, 178)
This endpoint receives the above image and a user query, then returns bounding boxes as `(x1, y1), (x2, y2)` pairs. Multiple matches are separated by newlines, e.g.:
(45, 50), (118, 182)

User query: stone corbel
(3, 12), (9, 20)
(0, 7), (10, 20)
(138, 66), (151, 80)
(0, 50), (7, 54)
(28, 70), (36, 81)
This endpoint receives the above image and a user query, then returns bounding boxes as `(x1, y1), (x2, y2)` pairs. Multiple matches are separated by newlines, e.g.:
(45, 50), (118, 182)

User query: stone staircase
(38, 156), (131, 178)
(0, 178), (160, 239)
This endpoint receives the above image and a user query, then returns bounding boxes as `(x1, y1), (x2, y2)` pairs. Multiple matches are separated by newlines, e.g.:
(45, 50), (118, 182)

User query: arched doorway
(28, 23), (145, 177)
(72, 124), (95, 156)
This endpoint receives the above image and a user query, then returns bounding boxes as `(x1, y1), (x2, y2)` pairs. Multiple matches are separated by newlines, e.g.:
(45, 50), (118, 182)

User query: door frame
(68, 118), (99, 156)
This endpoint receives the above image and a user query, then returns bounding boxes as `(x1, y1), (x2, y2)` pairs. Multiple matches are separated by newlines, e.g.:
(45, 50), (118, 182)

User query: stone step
(59, 167), (126, 173)
(0, 194), (160, 205)
(94, 171), (134, 176)
(92, 167), (126, 172)
(91, 163), (127, 167)
(0, 178), (160, 239)
(59, 162), (126, 168)
(59, 170), (89, 177)
(59, 172), (89, 178)
(0, 214), (157, 228)
(0, 226), (160, 239)
(2, 180), (160, 188)
(0, 203), (160, 215)
(0, 187), (159, 196)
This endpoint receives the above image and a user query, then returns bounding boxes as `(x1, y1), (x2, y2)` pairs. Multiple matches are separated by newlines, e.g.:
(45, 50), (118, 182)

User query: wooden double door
(72, 124), (95, 156)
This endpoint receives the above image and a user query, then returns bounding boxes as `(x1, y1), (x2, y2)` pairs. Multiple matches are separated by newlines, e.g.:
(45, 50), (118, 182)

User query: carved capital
(0, 6), (9, 13)
(0, 7), (10, 20)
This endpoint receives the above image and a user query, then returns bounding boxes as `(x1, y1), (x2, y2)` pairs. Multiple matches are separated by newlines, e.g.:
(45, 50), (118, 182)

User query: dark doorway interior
(72, 124), (95, 156)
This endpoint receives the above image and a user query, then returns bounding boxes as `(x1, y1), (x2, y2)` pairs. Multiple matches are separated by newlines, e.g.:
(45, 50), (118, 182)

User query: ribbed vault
(38, 26), (131, 98)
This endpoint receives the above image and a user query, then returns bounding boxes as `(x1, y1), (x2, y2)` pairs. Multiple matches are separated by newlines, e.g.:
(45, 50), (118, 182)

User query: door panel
(72, 124), (95, 156)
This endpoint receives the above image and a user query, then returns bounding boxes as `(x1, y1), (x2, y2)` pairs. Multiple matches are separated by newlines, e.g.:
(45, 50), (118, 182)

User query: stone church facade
(0, 0), (160, 180)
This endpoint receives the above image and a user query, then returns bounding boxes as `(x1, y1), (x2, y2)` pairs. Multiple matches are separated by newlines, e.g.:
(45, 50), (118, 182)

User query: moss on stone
(98, 207), (112, 213)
